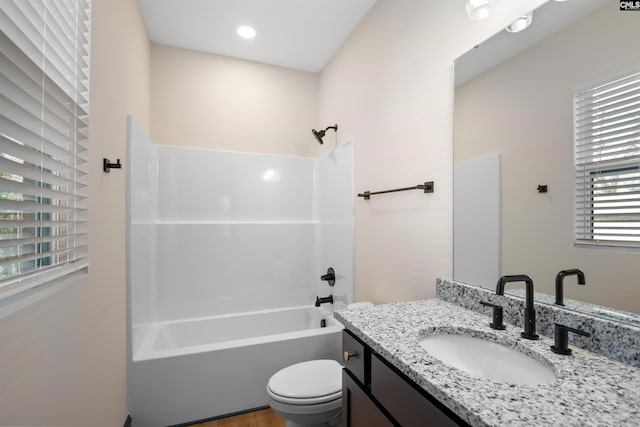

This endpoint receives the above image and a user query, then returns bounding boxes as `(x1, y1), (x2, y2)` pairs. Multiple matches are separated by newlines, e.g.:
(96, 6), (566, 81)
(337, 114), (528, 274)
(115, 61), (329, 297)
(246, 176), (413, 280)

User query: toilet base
(284, 411), (340, 427)
(268, 398), (341, 427)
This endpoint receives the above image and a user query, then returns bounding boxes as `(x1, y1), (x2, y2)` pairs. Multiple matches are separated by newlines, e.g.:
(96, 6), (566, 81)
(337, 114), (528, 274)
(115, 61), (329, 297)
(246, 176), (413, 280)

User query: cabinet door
(370, 354), (462, 427)
(343, 370), (394, 427)
(342, 331), (366, 384)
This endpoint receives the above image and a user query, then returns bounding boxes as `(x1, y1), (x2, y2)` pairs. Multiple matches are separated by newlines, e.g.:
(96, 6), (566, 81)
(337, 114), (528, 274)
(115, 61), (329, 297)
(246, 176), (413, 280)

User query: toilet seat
(268, 389), (342, 406)
(267, 360), (342, 406)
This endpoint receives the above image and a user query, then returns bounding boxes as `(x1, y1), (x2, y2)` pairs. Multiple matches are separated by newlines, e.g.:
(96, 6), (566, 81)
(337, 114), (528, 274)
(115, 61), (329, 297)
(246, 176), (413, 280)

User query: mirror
(453, 0), (640, 324)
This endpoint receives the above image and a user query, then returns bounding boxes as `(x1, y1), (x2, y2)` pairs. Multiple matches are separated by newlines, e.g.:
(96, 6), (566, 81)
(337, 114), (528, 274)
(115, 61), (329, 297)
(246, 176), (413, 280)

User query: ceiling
(455, 0), (612, 86)
(138, 0), (377, 73)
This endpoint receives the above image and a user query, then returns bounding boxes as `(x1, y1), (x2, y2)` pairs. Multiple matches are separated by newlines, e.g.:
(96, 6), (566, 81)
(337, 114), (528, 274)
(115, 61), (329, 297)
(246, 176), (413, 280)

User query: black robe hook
(103, 158), (122, 173)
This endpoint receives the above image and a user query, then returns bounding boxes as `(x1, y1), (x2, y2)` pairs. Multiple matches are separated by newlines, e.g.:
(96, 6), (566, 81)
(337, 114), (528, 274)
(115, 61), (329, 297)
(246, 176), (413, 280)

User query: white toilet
(267, 359), (342, 427)
(267, 303), (373, 427)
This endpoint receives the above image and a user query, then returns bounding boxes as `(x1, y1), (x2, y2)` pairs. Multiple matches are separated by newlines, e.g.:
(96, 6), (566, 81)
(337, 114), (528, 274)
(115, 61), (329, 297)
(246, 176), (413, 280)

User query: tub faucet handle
(320, 267), (335, 286)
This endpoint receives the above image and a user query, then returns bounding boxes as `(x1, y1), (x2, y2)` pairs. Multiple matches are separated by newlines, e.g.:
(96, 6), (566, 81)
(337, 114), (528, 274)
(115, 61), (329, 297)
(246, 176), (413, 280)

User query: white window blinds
(0, 0), (91, 299)
(574, 66), (640, 248)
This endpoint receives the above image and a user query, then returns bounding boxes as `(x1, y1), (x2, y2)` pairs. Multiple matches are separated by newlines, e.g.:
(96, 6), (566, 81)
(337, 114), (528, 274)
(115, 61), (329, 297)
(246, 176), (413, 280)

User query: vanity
(335, 283), (640, 427)
(342, 329), (467, 427)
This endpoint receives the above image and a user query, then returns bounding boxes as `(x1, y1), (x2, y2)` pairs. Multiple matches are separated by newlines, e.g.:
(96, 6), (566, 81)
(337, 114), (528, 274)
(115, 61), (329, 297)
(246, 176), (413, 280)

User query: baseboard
(169, 406), (270, 427)
(123, 415), (132, 427)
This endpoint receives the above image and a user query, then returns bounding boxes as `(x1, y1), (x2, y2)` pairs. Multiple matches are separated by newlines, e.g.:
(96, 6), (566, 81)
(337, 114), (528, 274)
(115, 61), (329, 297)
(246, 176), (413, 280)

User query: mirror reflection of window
(573, 67), (640, 248)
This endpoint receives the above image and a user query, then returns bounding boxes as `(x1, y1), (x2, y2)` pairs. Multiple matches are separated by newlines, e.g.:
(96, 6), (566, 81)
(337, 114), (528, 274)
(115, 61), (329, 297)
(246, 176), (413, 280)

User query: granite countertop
(335, 299), (640, 427)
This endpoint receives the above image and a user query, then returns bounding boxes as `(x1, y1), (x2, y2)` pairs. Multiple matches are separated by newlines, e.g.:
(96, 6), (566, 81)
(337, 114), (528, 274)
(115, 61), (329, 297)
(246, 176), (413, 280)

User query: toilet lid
(268, 360), (342, 401)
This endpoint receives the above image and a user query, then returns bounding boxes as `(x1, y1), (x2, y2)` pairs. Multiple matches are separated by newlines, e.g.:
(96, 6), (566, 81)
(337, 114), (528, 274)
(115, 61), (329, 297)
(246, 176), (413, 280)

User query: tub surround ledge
(335, 299), (640, 427)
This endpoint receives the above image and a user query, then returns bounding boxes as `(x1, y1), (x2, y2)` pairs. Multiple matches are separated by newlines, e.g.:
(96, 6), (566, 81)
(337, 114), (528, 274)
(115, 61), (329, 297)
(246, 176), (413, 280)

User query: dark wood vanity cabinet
(343, 370), (394, 427)
(341, 330), (469, 427)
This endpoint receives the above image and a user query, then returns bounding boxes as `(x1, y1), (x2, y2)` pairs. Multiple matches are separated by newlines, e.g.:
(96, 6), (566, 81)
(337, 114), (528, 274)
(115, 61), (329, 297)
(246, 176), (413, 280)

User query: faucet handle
(320, 267), (336, 286)
(479, 301), (506, 330)
(551, 323), (591, 355)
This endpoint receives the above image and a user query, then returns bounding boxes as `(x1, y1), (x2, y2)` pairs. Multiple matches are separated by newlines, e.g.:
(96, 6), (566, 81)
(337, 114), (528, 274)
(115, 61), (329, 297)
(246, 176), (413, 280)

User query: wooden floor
(194, 408), (286, 427)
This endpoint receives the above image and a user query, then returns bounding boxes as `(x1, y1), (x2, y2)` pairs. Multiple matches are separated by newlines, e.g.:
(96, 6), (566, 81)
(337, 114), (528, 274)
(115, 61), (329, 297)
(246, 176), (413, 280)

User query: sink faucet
(555, 269), (585, 306)
(315, 295), (333, 307)
(496, 275), (539, 340)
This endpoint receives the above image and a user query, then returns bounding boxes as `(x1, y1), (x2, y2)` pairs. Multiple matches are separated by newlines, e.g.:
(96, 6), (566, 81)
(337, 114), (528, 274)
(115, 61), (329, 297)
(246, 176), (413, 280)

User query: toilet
(267, 302), (374, 427)
(267, 359), (342, 427)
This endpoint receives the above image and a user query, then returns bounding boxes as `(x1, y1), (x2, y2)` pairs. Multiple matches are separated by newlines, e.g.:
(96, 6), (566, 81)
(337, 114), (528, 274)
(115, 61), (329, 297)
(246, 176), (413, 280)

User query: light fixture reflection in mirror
(466, 0), (492, 21)
(506, 12), (533, 33)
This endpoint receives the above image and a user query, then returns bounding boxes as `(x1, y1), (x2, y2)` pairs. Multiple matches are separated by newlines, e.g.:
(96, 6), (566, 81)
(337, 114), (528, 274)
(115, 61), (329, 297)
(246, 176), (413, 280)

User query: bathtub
(128, 305), (343, 427)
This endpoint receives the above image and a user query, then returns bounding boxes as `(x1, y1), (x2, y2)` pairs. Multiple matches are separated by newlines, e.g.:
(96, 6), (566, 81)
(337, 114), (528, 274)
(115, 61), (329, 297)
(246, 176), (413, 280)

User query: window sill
(575, 242), (640, 254)
(0, 268), (89, 320)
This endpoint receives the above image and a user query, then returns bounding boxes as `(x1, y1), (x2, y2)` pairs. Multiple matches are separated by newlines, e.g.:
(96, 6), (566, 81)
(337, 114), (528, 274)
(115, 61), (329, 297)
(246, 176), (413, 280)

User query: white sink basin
(418, 332), (556, 385)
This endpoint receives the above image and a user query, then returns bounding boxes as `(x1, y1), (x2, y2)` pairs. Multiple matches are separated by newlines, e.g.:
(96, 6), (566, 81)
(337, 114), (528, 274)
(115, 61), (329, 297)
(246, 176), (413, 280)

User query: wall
(455, 2), (640, 313)
(0, 0), (150, 425)
(318, 0), (545, 304)
(150, 44), (319, 157)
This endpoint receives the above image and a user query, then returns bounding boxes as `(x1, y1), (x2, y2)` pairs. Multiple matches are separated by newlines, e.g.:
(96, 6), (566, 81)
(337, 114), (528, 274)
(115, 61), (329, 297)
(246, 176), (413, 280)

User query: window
(0, 0), (91, 299)
(573, 66), (640, 248)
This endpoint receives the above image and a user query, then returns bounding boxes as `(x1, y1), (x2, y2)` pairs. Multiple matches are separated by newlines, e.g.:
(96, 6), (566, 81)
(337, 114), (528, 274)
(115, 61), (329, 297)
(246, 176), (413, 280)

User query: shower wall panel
(128, 115), (354, 330)
(156, 147), (314, 222)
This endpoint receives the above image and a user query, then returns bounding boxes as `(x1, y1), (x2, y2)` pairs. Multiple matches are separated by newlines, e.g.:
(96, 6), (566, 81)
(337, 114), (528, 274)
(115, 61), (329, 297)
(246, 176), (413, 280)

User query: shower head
(311, 124), (338, 145)
(312, 129), (326, 145)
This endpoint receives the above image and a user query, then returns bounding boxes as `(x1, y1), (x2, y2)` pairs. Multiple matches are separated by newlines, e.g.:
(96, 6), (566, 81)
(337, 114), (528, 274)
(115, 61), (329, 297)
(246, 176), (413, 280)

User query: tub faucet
(496, 275), (539, 340)
(555, 269), (585, 306)
(315, 295), (333, 307)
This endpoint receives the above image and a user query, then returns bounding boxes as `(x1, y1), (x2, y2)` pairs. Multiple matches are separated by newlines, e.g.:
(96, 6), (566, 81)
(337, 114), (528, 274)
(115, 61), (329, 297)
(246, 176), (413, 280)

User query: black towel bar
(358, 181), (434, 200)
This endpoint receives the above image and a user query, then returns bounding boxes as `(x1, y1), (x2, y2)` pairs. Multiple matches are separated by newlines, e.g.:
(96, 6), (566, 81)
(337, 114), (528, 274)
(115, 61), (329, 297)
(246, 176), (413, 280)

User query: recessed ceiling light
(237, 26), (256, 39)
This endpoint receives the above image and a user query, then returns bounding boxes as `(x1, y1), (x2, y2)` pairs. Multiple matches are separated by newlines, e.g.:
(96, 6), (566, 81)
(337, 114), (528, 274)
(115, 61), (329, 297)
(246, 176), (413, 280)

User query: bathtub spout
(315, 295), (334, 307)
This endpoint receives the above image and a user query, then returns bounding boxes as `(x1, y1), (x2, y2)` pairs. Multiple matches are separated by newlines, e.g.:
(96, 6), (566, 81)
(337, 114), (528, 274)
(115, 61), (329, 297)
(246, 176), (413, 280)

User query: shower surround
(126, 116), (354, 425)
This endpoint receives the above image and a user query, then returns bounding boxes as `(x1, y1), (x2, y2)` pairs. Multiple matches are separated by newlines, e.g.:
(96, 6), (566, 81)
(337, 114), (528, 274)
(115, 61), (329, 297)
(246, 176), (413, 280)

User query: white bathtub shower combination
(126, 117), (354, 426)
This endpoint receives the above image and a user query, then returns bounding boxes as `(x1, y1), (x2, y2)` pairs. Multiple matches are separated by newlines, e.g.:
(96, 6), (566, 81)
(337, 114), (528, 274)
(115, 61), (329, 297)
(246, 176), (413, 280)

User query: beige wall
(455, 3), (640, 313)
(0, 0), (150, 425)
(318, 0), (545, 304)
(151, 44), (319, 157)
